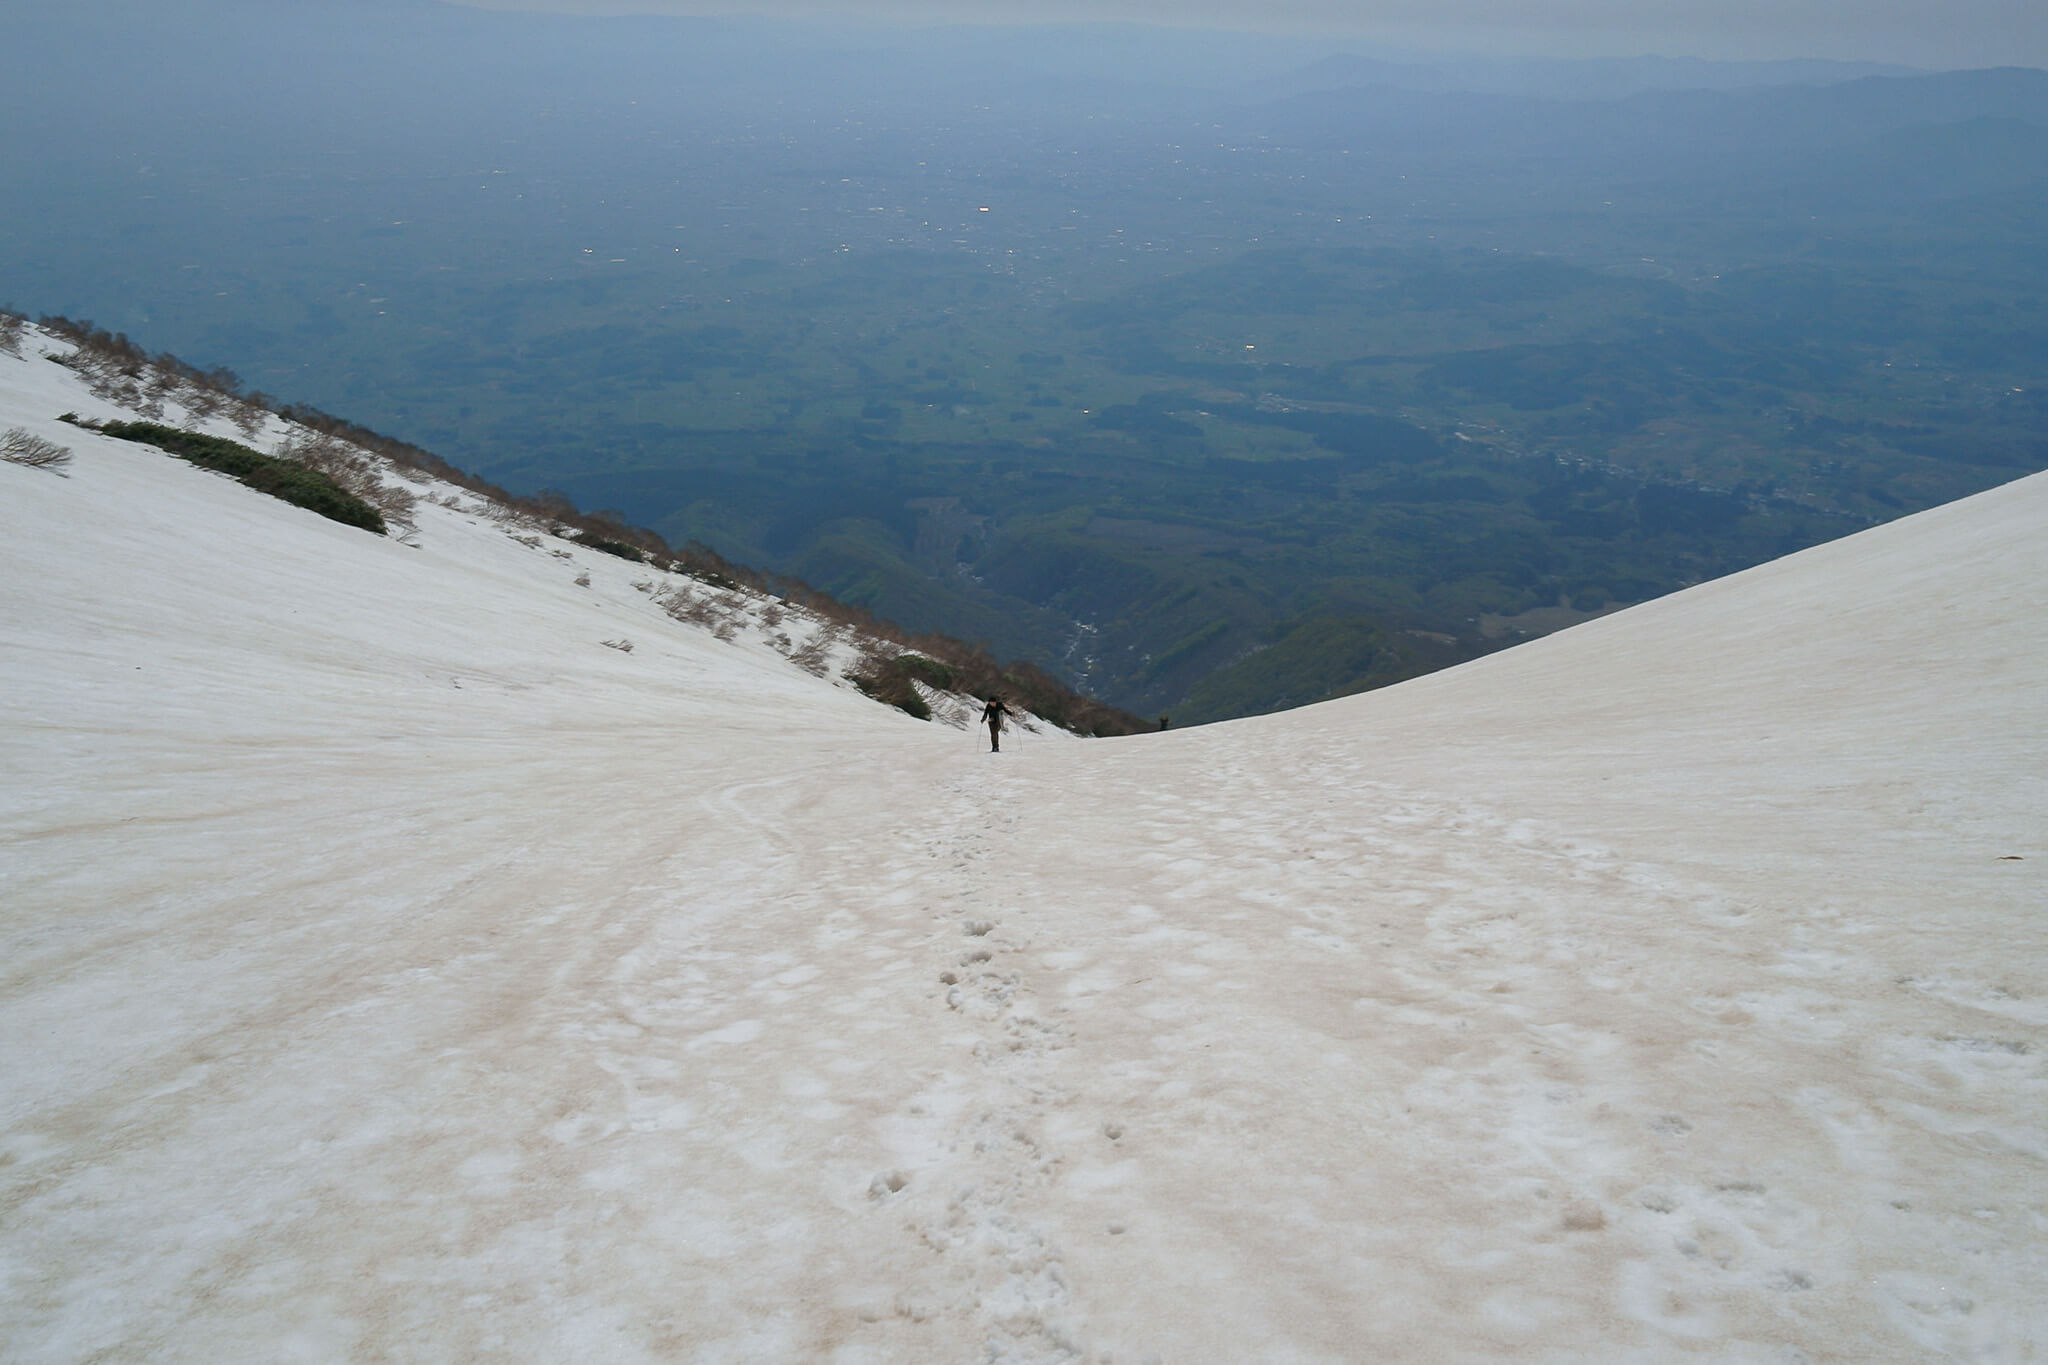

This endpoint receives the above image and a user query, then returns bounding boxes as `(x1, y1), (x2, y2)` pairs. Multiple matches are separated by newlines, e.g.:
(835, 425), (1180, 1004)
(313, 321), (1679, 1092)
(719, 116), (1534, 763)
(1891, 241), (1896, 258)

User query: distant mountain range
(1236, 51), (1922, 102)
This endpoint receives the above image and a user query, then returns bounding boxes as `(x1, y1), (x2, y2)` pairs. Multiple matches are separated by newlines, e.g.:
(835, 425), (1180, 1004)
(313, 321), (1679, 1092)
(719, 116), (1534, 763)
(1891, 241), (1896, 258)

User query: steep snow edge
(0, 322), (1068, 741)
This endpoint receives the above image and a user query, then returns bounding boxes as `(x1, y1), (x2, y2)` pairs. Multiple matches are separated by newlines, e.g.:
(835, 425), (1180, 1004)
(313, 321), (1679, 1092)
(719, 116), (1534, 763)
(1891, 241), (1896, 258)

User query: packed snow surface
(3, 338), (2044, 1362)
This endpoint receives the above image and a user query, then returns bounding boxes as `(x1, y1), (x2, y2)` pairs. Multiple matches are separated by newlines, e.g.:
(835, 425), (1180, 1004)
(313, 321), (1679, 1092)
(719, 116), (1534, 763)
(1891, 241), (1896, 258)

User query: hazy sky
(449, 0), (2047, 69)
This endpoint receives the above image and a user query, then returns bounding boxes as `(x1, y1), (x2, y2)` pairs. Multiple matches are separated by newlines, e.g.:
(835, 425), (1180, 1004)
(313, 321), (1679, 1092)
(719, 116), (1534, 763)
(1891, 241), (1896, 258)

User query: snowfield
(3, 332), (2043, 1363)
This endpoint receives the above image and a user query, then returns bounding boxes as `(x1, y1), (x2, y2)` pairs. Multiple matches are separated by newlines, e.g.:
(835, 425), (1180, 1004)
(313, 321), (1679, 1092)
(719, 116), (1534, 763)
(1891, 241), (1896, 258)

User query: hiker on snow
(982, 695), (1014, 753)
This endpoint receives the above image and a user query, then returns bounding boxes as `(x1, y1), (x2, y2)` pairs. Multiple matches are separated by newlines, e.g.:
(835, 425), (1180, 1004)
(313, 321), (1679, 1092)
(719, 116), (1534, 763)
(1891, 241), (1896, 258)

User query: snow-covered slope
(3, 331), (2043, 1363)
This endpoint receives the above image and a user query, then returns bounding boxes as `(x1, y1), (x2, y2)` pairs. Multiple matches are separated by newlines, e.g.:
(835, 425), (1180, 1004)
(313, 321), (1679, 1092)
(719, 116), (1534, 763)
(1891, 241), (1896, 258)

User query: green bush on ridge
(575, 533), (648, 562)
(893, 653), (959, 692)
(848, 660), (933, 720)
(94, 420), (387, 535)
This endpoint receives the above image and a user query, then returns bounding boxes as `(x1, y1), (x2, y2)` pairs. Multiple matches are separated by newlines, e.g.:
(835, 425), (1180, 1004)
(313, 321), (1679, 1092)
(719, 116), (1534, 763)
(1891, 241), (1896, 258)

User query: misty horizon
(445, 0), (2047, 71)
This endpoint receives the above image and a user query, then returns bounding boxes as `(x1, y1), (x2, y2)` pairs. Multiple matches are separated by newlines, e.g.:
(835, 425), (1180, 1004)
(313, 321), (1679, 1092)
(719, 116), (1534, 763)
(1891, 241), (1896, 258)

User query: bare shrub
(181, 382), (225, 421)
(275, 429), (416, 534)
(276, 429), (368, 481)
(143, 365), (181, 414)
(359, 480), (419, 532)
(82, 371), (143, 410)
(0, 312), (25, 357)
(43, 321), (157, 412)
(1, 427), (72, 471)
(231, 397), (268, 440)
(663, 588), (720, 628)
(788, 629), (836, 677)
(476, 499), (526, 524)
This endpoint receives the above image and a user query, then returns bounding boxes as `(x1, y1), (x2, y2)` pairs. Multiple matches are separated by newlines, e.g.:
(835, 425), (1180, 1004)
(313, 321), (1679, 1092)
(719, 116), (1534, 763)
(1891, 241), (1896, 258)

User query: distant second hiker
(981, 695), (1014, 752)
